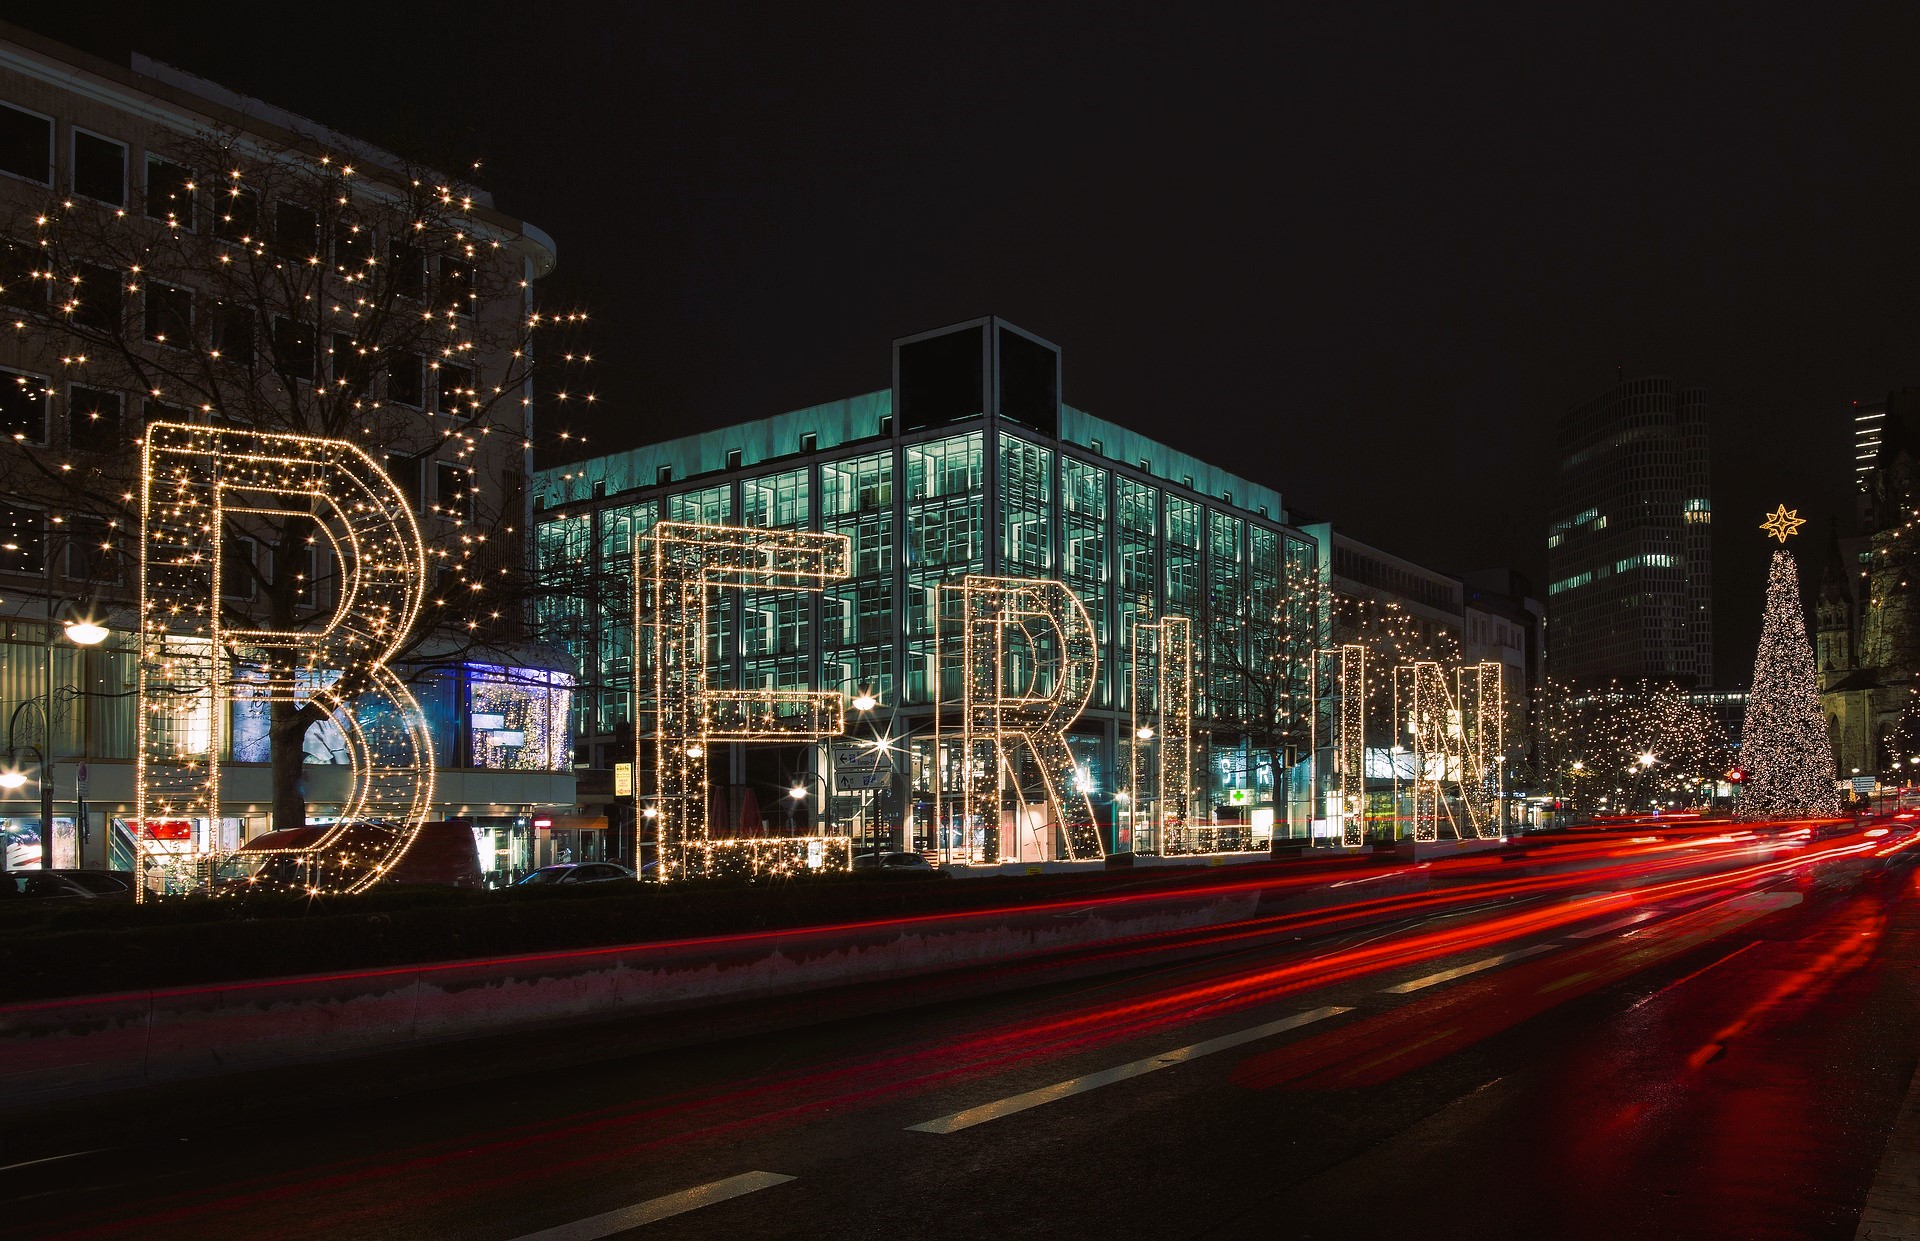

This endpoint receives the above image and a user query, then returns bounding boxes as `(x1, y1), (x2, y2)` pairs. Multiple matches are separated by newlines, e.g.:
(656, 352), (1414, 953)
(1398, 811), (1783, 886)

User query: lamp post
(2, 615), (110, 872)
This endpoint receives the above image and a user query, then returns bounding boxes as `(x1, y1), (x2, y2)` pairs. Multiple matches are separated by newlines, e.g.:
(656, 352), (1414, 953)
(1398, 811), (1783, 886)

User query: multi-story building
(1546, 375), (1713, 685)
(532, 318), (1321, 856)
(0, 27), (576, 879)
(1293, 522), (1541, 831)
(1820, 387), (1920, 778)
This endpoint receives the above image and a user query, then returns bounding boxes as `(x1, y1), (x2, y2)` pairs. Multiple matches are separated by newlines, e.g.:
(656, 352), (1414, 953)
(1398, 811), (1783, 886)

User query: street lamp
(63, 620), (109, 647)
(3, 612), (111, 872)
(851, 688), (879, 713)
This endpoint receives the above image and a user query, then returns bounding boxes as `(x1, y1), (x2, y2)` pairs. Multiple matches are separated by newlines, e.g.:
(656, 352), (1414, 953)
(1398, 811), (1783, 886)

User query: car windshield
(517, 868), (571, 885)
(63, 872), (127, 894)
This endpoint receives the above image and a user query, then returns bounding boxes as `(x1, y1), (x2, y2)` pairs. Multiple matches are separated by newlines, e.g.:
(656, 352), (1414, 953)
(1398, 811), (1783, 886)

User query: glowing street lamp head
(1136, 725), (1155, 741)
(0, 770), (25, 791)
(850, 690), (878, 713)
(1638, 752), (1657, 769)
(642, 805), (659, 820)
(685, 743), (705, 759)
(62, 619), (110, 646)
(788, 785), (807, 801)
(1570, 760), (1584, 772)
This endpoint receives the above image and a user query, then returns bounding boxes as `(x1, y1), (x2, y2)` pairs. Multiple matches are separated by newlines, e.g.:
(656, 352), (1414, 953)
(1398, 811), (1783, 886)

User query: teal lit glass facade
(532, 391), (1318, 846)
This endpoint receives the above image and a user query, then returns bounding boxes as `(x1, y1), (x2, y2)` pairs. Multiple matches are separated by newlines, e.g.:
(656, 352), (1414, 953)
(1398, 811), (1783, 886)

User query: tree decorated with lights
(1540, 678), (1727, 811)
(1738, 522), (1839, 819)
(0, 124), (593, 831)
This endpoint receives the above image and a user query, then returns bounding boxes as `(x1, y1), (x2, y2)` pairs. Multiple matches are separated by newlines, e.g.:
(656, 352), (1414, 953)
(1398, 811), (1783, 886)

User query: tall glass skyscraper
(1546, 375), (1713, 685)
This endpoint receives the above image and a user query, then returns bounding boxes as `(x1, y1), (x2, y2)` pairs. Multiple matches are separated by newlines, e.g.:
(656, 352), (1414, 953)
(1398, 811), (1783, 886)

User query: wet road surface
(5, 822), (1918, 1240)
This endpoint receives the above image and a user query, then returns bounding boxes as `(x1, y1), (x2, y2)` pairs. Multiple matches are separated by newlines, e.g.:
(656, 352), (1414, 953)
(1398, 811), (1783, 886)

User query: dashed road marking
(906, 1006), (1352, 1135)
(505, 1171), (797, 1239)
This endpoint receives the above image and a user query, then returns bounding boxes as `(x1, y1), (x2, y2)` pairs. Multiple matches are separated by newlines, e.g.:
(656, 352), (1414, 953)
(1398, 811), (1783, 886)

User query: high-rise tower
(1545, 376), (1713, 684)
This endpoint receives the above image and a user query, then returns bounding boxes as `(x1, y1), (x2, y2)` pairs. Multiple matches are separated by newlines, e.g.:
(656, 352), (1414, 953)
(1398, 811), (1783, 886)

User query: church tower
(1815, 529), (1855, 692)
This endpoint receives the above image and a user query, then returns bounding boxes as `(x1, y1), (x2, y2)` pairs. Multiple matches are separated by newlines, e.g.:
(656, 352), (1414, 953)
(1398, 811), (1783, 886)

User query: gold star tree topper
(1760, 504), (1807, 542)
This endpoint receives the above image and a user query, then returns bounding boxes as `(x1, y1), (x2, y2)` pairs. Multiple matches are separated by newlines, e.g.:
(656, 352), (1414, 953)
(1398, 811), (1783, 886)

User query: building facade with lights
(1294, 523), (1543, 831)
(531, 319), (1321, 854)
(1819, 386), (1920, 781)
(1546, 374), (1713, 686)
(0, 27), (578, 878)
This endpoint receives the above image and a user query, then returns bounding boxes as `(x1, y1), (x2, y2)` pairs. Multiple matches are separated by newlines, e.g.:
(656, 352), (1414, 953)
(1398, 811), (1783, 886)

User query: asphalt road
(7, 823), (1919, 1241)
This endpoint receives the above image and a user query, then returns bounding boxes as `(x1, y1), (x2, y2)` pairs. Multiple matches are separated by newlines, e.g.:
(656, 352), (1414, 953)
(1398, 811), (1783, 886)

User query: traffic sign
(831, 741), (894, 791)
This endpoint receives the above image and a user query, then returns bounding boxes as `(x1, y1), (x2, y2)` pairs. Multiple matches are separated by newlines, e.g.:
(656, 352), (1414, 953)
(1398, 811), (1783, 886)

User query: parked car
(220, 821), (483, 891)
(514, 862), (637, 887)
(0, 869), (135, 901)
(852, 851), (940, 872)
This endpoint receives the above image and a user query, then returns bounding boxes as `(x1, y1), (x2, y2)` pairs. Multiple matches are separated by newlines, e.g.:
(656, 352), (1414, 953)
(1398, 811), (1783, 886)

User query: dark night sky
(22, 2), (1920, 681)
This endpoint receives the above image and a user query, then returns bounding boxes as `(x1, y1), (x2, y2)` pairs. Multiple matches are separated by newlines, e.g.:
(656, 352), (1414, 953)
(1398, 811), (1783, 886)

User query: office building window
(334, 221), (372, 270)
(67, 261), (122, 332)
(0, 368), (48, 443)
(273, 201), (318, 260)
(213, 183), (260, 241)
(67, 385), (122, 448)
(0, 236), (43, 313)
(389, 239), (426, 299)
(1000, 435), (1052, 572)
(0, 103), (52, 184)
(436, 462), (474, 521)
(436, 361), (474, 416)
(213, 304), (254, 366)
(387, 352), (423, 406)
(144, 282), (193, 347)
(71, 130), (126, 206)
(221, 535), (256, 599)
(271, 317), (317, 379)
(0, 503), (44, 573)
(743, 467), (807, 528)
(144, 156), (194, 229)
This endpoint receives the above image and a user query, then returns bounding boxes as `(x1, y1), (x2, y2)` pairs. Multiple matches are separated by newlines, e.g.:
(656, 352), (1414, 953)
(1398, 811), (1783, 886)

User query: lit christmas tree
(1738, 548), (1839, 819)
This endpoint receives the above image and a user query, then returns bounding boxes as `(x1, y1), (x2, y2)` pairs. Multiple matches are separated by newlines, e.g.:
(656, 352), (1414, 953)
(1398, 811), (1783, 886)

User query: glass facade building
(532, 320), (1319, 852)
(1546, 376), (1713, 685)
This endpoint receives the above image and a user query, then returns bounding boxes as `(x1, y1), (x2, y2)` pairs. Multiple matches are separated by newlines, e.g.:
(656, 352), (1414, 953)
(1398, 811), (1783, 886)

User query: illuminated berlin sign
(136, 423), (435, 896)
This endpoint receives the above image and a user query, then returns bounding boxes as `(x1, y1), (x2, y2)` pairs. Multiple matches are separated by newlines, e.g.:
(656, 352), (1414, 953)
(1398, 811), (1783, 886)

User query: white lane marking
(1570, 911), (1656, 939)
(1568, 890), (1732, 939)
(505, 1172), (796, 1240)
(906, 1006), (1352, 1135)
(1380, 943), (1558, 994)
(0, 1147), (108, 1175)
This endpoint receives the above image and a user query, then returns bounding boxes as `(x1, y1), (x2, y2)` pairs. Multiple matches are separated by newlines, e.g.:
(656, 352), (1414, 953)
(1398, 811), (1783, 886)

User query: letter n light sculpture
(137, 423), (434, 897)
(640, 522), (853, 880)
(1391, 659), (1504, 843)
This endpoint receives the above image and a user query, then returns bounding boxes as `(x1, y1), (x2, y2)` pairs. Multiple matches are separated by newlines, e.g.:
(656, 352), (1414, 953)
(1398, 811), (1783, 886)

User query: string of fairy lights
(1738, 547), (1839, 819)
(1537, 678), (1728, 812)
(640, 521), (855, 881)
(1129, 616), (1195, 854)
(136, 422), (434, 898)
(0, 131), (595, 890)
(938, 576), (1105, 863)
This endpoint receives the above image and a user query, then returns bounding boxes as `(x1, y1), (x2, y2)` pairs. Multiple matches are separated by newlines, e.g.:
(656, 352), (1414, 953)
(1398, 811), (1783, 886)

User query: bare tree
(0, 125), (590, 829)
